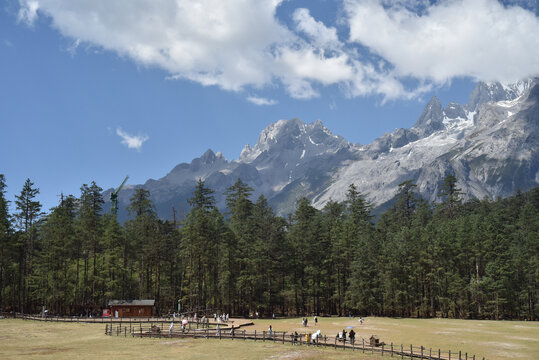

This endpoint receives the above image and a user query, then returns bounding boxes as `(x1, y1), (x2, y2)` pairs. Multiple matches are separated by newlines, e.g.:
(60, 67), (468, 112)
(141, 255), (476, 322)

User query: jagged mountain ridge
(106, 79), (538, 220)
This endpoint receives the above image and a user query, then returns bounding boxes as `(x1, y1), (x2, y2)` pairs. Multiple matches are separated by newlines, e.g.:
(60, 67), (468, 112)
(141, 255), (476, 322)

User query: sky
(1, 0), (539, 213)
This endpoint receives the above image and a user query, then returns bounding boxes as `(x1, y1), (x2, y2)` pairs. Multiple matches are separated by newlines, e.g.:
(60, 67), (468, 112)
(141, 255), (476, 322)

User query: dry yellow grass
(1, 317), (538, 359)
(250, 316), (539, 359)
(0, 319), (376, 360)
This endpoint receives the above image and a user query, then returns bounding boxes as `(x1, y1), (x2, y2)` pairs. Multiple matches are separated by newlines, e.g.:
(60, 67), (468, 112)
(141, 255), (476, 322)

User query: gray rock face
(315, 79), (538, 209)
(106, 79), (539, 220)
(467, 80), (533, 111)
(444, 102), (467, 120)
(414, 96), (444, 137)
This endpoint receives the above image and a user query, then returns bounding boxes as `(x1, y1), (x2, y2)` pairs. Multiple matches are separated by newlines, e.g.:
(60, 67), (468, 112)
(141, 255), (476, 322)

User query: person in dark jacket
(349, 329), (355, 344)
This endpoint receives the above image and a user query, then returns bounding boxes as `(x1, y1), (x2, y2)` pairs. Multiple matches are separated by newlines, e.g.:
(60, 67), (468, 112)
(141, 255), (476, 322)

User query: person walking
(314, 315), (317, 324)
(349, 329), (355, 345)
(169, 321), (174, 336)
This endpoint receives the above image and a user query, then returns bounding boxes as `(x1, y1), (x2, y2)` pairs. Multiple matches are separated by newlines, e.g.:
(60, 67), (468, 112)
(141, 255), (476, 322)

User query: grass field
(1, 317), (538, 359)
(249, 316), (539, 359)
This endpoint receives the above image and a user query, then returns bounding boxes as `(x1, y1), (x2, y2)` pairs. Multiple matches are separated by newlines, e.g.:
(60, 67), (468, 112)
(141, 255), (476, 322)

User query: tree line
(0, 173), (537, 320)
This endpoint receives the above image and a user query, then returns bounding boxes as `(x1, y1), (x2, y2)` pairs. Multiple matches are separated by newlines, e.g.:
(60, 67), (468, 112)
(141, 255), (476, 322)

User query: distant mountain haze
(104, 79), (539, 221)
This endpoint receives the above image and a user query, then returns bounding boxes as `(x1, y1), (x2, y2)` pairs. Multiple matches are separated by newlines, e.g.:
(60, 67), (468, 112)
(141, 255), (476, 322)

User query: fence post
(382, 344), (384, 356)
(438, 349), (441, 360)
(401, 344), (404, 359)
(410, 344), (413, 359)
(459, 350), (461, 360)
(421, 346), (424, 359)
(391, 343), (394, 357)
(243, 330), (246, 340)
(255, 330), (257, 341)
(449, 350), (451, 360)
(282, 332), (285, 344)
(263, 330), (265, 342)
(363, 339), (365, 353)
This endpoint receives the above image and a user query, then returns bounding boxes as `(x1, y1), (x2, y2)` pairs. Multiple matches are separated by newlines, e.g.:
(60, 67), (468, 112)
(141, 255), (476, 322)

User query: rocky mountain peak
(467, 79), (534, 112)
(109, 78), (538, 221)
(200, 149), (217, 164)
(239, 118), (349, 164)
(444, 102), (467, 120)
(413, 96), (444, 137)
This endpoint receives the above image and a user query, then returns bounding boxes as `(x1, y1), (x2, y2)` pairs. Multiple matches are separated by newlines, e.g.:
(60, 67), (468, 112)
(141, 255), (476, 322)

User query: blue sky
(1, 0), (538, 212)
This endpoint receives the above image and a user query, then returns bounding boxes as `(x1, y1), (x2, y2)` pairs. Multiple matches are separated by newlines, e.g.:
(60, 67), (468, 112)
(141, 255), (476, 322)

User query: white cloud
(22, 0), (289, 92)
(116, 128), (149, 151)
(293, 8), (340, 50)
(246, 96), (278, 106)
(66, 39), (80, 56)
(16, 0), (539, 101)
(345, 0), (539, 84)
(17, 0), (39, 26)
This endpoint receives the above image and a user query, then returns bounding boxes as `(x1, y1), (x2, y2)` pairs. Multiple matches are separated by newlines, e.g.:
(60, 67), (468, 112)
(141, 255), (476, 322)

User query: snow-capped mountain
(106, 79), (539, 220)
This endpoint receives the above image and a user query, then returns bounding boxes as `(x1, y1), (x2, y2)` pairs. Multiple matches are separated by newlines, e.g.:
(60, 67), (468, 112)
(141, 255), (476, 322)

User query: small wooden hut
(108, 300), (155, 318)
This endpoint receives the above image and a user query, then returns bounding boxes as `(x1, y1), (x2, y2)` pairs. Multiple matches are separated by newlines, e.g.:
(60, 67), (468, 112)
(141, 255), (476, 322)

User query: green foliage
(1, 172), (537, 321)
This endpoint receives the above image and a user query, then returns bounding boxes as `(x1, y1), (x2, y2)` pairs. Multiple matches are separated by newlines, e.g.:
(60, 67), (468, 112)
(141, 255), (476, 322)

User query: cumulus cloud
(246, 96), (278, 106)
(345, 0), (539, 83)
(16, 0), (539, 100)
(116, 128), (149, 151)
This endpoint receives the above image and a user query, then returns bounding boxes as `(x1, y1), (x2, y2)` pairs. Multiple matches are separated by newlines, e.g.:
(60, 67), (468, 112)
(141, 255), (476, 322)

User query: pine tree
(225, 179), (253, 314)
(78, 182), (104, 309)
(437, 174), (463, 219)
(181, 179), (220, 311)
(0, 175), (13, 311)
(125, 188), (158, 300)
(39, 195), (78, 313)
(14, 178), (42, 312)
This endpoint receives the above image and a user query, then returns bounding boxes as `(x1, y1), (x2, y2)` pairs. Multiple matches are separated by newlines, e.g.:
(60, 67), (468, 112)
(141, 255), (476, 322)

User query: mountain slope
(107, 79), (539, 219)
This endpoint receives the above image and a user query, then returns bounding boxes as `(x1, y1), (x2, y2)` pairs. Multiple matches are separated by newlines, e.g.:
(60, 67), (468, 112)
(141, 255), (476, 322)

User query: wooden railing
(105, 324), (484, 360)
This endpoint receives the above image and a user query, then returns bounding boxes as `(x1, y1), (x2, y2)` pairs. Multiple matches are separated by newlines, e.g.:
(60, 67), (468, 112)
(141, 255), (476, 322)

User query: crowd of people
(167, 312), (366, 344)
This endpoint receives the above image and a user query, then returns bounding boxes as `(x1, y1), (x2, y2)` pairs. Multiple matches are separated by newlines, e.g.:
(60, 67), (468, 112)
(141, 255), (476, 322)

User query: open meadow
(0, 317), (538, 360)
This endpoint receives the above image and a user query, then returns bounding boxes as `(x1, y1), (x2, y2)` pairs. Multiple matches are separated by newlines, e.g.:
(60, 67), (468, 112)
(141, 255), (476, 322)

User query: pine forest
(0, 174), (537, 321)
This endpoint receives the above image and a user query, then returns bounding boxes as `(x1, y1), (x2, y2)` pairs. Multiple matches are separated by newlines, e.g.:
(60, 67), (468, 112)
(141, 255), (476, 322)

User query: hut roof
(108, 300), (155, 306)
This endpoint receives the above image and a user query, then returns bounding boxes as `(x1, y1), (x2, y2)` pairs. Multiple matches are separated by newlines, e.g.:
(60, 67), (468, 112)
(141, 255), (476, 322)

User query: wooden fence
(105, 323), (484, 360)
(13, 313), (227, 328)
